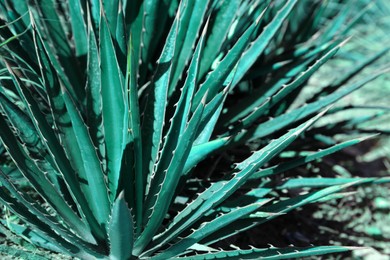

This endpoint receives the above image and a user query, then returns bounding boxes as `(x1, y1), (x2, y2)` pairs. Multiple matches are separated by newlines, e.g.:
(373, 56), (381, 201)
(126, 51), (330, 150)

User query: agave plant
(0, 0), (389, 259)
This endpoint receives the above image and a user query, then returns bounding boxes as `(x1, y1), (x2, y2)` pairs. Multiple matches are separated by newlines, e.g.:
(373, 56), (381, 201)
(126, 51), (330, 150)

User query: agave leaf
(219, 188), (273, 210)
(192, 11), (262, 107)
(68, 0), (87, 56)
(203, 198), (273, 223)
(223, 0), (264, 45)
(183, 137), (230, 174)
(0, 92), (50, 166)
(123, 0), (143, 82)
(316, 191), (358, 202)
(343, 112), (386, 127)
(141, 10), (180, 198)
(0, 165), (22, 181)
(137, 0), (171, 82)
(193, 100), (223, 145)
(0, 108), (94, 243)
(152, 23), (206, 182)
(264, 180), (371, 215)
(219, 52), (315, 128)
(234, 109), (326, 170)
(27, 11), (84, 108)
(306, 1), (328, 39)
(0, 173), (101, 256)
(230, 68), (389, 145)
(309, 112), (386, 138)
(0, 188), (95, 259)
(120, 33), (143, 235)
(179, 23), (207, 136)
(168, 0), (209, 96)
(3, 221), (62, 253)
(187, 243), (218, 253)
(151, 203), (264, 259)
(249, 135), (376, 180)
(202, 180), (370, 246)
(28, 2), (85, 103)
(29, 0), (71, 58)
(100, 9), (127, 200)
(135, 95), (206, 255)
(138, 26), (207, 202)
(0, 13), (37, 74)
(194, 89), (227, 144)
(88, 0), (100, 30)
(194, 55), (238, 145)
(115, 2), (127, 64)
(4, 64), (106, 239)
(339, 3), (371, 36)
(102, 0), (119, 34)
(277, 177), (390, 190)
(149, 110), (327, 252)
(198, 0), (240, 78)
(0, 22), (31, 49)
(0, 1), (29, 28)
(288, 2), (323, 43)
(231, 0), (298, 88)
(173, 246), (357, 259)
(32, 22), (106, 217)
(31, 23), (110, 233)
(232, 41), (341, 132)
(61, 89), (111, 228)
(85, 12), (106, 168)
(108, 192), (134, 260)
(0, 222), (35, 252)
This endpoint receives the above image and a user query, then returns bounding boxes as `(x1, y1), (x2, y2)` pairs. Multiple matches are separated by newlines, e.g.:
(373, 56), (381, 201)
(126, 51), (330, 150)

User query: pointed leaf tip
(109, 191), (134, 260)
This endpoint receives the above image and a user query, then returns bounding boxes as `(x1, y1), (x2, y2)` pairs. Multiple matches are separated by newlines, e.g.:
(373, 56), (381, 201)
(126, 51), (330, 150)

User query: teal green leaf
(173, 246), (357, 259)
(233, 42), (340, 131)
(150, 111), (326, 251)
(68, 0), (87, 56)
(231, 68), (389, 145)
(4, 64), (105, 241)
(141, 12), (180, 198)
(121, 34), (143, 234)
(85, 13), (106, 167)
(277, 177), (390, 190)
(152, 203), (263, 259)
(61, 89), (110, 227)
(184, 137), (230, 174)
(168, 0), (209, 96)
(3, 222), (62, 253)
(193, 12), (261, 106)
(102, 0), (119, 34)
(28, 3), (85, 103)
(100, 10), (127, 199)
(202, 180), (370, 246)
(0, 188), (94, 259)
(231, 0), (298, 88)
(108, 192), (134, 260)
(199, 0), (240, 78)
(249, 135), (375, 180)
(135, 96), (205, 255)
(0, 113), (94, 244)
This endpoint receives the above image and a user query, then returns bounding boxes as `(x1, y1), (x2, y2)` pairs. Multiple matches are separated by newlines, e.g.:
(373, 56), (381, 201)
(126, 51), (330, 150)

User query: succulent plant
(0, 0), (388, 259)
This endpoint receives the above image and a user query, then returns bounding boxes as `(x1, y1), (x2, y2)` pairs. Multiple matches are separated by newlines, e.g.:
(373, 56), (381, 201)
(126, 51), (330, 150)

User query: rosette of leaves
(0, 0), (388, 259)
